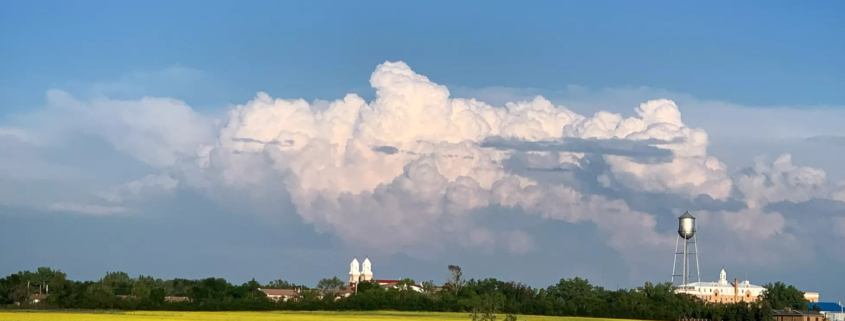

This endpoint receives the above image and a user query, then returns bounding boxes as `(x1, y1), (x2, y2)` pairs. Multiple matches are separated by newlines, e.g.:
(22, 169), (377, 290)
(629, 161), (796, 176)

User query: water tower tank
(678, 211), (696, 240)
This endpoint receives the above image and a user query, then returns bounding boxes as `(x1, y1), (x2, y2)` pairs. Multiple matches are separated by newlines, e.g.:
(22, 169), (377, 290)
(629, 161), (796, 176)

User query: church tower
(361, 257), (373, 281)
(349, 258), (361, 284)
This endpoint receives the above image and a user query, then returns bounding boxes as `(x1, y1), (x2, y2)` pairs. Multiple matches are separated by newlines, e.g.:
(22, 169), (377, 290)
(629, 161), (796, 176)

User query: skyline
(1, 0), (844, 301)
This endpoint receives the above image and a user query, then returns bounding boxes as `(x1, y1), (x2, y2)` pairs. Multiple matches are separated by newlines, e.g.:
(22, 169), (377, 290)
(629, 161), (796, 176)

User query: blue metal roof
(808, 302), (844, 312)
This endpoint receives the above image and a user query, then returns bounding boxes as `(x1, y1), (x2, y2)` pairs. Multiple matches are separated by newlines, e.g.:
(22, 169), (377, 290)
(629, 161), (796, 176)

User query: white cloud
(41, 90), (214, 168)
(3, 61), (845, 281)
(691, 208), (807, 268)
(190, 61), (709, 260)
(735, 154), (837, 208)
(454, 85), (845, 181)
(453, 85), (845, 140)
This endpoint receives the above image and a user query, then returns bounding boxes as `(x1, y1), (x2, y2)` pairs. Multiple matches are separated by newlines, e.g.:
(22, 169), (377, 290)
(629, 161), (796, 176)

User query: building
(347, 257), (425, 293)
(164, 296), (190, 303)
(674, 268), (820, 304)
(809, 302), (845, 321)
(774, 309), (825, 321)
(375, 279), (424, 292)
(259, 288), (299, 302)
(675, 268), (766, 303)
(28, 294), (48, 304)
(349, 257), (374, 284)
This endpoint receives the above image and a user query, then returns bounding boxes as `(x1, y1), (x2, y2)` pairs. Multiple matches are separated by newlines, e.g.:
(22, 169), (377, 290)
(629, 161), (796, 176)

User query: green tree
(31, 267), (67, 293)
(760, 282), (807, 310)
(463, 292), (506, 321)
(760, 301), (775, 321)
(101, 271), (133, 296)
(421, 280), (436, 294)
(132, 280), (151, 299)
(188, 277), (230, 302)
(9, 283), (29, 304)
(356, 280), (382, 293)
(150, 288), (166, 305)
(87, 282), (117, 308)
(447, 265), (465, 293)
(316, 277), (346, 297)
(243, 278), (264, 299)
(266, 279), (297, 289)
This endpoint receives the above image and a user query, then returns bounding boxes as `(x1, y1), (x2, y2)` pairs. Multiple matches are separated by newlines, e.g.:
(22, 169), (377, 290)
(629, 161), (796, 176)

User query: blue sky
(2, 0), (845, 300)
(2, 0), (843, 111)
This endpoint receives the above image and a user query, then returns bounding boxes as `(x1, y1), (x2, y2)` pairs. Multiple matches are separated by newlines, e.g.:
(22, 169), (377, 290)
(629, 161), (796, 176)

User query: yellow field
(0, 311), (623, 321)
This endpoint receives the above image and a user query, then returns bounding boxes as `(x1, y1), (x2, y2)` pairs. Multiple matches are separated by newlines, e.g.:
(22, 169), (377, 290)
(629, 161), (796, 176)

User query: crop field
(0, 311), (626, 321)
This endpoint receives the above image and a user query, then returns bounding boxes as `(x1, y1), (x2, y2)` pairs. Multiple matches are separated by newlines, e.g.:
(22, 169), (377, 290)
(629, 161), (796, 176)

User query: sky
(1, 0), (845, 300)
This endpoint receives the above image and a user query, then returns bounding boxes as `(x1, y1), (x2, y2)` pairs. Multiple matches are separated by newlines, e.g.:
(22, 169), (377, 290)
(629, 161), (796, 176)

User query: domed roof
(679, 211), (695, 219)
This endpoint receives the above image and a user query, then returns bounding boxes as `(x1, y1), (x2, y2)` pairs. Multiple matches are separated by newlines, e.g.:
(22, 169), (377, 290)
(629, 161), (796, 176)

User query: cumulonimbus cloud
(182, 61), (748, 257)
(6, 61), (845, 273)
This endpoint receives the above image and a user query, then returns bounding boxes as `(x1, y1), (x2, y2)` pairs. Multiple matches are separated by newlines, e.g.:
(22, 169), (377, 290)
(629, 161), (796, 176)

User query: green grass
(0, 311), (634, 321)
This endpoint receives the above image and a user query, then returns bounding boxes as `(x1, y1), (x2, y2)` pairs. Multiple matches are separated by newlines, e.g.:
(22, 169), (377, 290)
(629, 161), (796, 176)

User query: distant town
(2, 212), (842, 321)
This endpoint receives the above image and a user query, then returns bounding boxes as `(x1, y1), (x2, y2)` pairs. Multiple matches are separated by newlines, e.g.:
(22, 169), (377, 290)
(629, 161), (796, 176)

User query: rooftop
(774, 310), (824, 316)
(809, 302), (844, 312)
(677, 281), (764, 289)
(259, 288), (298, 296)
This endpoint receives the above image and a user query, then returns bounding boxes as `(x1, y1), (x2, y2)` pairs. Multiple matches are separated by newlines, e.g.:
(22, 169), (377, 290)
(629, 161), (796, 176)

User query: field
(0, 311), (626, 321)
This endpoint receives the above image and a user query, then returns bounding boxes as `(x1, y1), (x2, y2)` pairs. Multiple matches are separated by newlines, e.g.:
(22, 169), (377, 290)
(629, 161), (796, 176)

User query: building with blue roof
(808, 302), (844, 321)
(809, 302), (843, 312)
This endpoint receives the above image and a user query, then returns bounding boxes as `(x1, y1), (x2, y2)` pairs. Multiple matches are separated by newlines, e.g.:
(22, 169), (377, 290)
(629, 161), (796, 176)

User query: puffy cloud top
(188, 61), (740, 256)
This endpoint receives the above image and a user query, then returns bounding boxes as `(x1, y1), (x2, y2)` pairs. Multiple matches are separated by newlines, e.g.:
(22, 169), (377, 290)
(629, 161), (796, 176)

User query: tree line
(0, 266), (811, 321)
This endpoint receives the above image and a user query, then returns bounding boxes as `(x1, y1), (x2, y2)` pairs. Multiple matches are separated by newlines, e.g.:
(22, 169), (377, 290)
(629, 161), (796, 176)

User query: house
(164, 296), (190, 303)
(809, 302), (844, 321)
(774, 309), (826, 321)
(259, 288), (299, 301)
(376, 280), (424, 293)
(28, 294), (48, 304)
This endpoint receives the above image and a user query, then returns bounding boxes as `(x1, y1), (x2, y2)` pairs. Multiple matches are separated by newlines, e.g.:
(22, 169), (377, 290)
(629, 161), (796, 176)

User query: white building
(349, 258), (361, 284)
(809, 302), (844, 321)
(349, 257), (374, 284)
(675, 268), (819, 304)
(258, 288), (298, 301)
(675, 268), (768, 304)
(347, 257), (424, 293)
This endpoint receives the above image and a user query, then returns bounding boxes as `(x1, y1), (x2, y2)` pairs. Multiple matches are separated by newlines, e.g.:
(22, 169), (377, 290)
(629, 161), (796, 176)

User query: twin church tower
(349, 257), (373, 284)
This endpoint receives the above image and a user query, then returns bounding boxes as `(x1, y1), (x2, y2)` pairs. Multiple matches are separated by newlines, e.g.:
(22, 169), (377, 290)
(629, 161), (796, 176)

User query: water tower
(671, 211), (700, 287)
